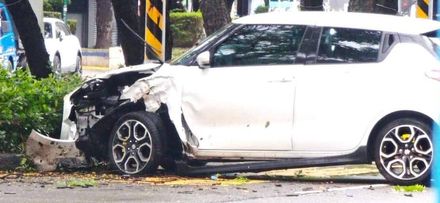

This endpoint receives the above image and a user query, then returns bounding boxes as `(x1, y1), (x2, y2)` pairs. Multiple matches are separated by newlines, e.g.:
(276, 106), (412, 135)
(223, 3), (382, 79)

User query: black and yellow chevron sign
(146, 0), (165, 60)
(417, 0), (430, 18)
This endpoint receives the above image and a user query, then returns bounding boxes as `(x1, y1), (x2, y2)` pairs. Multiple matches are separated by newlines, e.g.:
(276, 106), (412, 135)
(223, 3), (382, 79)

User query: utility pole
(63, 0), (68, 22)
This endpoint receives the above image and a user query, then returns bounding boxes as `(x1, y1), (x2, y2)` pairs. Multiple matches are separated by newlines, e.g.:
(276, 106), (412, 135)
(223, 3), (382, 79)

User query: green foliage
(15, 155), (36, 172)
(393, 184), (425, 192)
(232, 176), (250, 184)
(170, 12), (204, 47)
(254, 5), (269, 14)
(44, 0), (71, 12)
(56, 178), (97, 188)
(44, 11), (62, 19)
(0, 68), (82, 153)
(67, 19), (77, 34)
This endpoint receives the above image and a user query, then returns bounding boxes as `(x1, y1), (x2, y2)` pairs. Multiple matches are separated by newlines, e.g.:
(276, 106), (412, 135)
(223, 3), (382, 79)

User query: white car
(56, 12), (440, 185)
(44, 17), (82, 75)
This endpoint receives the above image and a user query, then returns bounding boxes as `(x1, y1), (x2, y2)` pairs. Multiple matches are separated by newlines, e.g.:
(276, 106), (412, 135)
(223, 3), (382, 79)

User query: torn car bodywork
(58, 64), (197, 163)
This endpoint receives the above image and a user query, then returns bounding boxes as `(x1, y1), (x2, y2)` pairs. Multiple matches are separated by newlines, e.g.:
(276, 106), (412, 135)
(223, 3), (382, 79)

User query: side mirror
(1, 21), (10, 33)
(196, 51), (211, 69)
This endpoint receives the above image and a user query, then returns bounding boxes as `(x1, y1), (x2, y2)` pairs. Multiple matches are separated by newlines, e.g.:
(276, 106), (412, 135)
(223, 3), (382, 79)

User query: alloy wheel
(111, 119), (153, 174)
(379, 124), (433, 180)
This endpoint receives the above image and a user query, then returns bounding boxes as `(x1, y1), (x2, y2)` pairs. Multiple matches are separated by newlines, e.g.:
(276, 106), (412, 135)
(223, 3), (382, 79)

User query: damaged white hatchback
(31, 12), (440, 185)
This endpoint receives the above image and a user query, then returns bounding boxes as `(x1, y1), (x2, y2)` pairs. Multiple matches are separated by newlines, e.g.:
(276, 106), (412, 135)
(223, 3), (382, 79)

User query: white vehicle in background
(44, 17), (82, 75)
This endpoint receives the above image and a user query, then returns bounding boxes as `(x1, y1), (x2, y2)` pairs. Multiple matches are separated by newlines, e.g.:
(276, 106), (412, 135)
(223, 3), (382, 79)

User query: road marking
(293, 184), (389, 196)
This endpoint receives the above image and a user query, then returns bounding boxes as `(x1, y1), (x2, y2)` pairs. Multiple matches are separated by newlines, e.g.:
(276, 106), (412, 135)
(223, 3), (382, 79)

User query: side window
(44, 22), (53, 39)
(212, 24), (306, 67)
(55, 22), (71, 36)
(317, 27), (381, 64)
(0, 8), (7, 36)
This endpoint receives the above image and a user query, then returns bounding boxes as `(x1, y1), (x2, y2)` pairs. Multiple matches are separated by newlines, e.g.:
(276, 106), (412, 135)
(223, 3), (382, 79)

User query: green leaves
(0, 68), (82, 153)
(170, 12), (204, 47)
(393, 184), (425, 192)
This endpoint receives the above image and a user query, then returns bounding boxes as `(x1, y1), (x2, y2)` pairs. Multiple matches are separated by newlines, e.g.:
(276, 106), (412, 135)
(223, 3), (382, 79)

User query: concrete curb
(82, 66), (109, 71)
(0, 154), (21, 170)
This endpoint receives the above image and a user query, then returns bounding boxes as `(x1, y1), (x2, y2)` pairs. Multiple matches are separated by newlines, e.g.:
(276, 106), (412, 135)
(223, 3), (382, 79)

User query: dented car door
(181, 24), (307, 151)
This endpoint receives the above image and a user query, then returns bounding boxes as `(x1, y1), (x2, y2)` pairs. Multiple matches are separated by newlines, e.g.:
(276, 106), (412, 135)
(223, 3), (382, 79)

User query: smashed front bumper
(26, 130), (86, 171)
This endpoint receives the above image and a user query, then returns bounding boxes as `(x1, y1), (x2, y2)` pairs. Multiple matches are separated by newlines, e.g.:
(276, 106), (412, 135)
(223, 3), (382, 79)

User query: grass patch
(172, 47), (190, 60)
(232, 176), (250, 184)
(393, 184), (425, 192)
(56, 178), (97, 188)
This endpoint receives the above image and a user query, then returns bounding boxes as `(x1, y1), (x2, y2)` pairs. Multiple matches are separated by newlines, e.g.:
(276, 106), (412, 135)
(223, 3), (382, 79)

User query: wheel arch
(77, 102), (183, 161)
(366, 110), (435, 162)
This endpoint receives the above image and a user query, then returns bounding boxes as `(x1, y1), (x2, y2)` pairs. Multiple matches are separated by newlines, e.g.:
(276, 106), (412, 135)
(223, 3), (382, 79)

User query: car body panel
(233, 11), (440, 35)
(29, 12), (440, 173)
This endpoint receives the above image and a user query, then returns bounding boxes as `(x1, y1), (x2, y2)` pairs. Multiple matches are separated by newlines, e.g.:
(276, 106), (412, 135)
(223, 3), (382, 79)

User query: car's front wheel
(374, 118), (433, 185)
(108, 111), (164, 175)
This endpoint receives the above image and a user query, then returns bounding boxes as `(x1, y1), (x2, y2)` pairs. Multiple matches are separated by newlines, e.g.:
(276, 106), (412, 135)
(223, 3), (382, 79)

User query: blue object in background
(0, 2), (17, 71)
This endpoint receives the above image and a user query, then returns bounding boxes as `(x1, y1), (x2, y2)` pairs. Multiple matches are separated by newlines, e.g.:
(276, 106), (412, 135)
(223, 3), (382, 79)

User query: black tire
(53, 55), (61, 75)
(373, 118), (433, 185)
(75, 55), (82, 74)
(108, 111), (164, 175)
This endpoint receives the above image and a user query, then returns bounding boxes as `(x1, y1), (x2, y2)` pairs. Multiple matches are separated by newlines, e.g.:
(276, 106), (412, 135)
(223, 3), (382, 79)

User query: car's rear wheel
(75, 55), (82, 74)
(53, 55), (61, 75)
(374, 118), (433, 185)
(108, 111), (164, 175)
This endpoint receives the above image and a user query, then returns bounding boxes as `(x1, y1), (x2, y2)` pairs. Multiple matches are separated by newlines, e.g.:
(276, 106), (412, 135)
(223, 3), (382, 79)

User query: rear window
(317, 27), (382, 64)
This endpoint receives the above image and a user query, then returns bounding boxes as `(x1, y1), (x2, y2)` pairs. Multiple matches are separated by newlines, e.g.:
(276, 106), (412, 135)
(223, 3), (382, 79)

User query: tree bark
(375, 0), (397, 14)
(95, 0), (113, 48)
(111, 0), (144, 66)
(300, 0), (324, 11)
(6, 0), (51, 78)
(348, 0), (397, 14)
(225, 0), (234, 13)
(192, 0), (200, 11)
(200, 0), (231, 36)
(348, 0), (375, 12)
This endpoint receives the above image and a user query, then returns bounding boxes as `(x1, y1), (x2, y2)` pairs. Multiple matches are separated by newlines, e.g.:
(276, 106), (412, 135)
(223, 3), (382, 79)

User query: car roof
(233, 11), (440, 35)
(43, 17), (63, 24)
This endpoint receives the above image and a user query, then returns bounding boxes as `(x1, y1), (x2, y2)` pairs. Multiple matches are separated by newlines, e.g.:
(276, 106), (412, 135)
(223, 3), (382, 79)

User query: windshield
(171, 24), (235, 65)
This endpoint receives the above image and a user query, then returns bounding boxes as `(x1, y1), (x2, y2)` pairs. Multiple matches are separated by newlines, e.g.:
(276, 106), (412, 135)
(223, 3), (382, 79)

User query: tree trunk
(348, 0), (397, 14)
(375, 0), (398, 14)
(348, 0), (375, 12)
(111, 0), (144, 66)
(200, 0), (231, 36)
(165, 0), (172, 61)
(300, 0), (324, 11)
(264, 0), (269, 7)
(6, 0), (51, 78)
(95, 0), (114, 48)
(192, 0), (200, 11)
(225, 0), (234, 13)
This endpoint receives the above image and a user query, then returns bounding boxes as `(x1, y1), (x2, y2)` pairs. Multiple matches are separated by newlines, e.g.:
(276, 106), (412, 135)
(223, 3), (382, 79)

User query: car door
(293, 26), (384, 152)
(181, 24), (306, 151)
